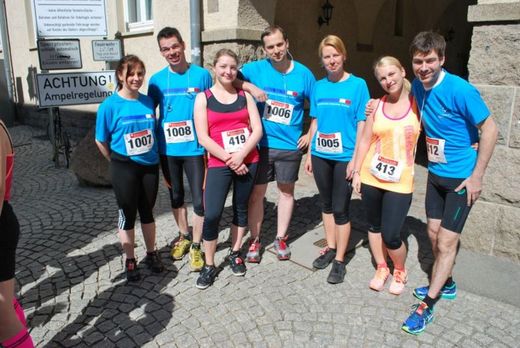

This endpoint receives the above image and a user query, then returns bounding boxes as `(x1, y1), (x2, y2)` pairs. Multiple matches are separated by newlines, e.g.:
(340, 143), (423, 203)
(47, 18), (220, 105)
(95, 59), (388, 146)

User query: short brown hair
(409, 31), (446, 59)
(260, 25), (287, 45)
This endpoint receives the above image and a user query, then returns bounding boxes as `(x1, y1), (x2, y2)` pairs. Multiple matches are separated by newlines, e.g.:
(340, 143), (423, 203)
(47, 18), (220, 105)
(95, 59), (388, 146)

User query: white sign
(33, 0), (108, 38)
(37, 39), (82, 70)
(36, 71), (116, 107)
(92, 40), (122, 62)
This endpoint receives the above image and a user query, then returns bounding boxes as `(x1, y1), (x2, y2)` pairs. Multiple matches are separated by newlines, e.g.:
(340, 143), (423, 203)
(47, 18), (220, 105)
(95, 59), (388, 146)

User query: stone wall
(464, 1), (520, 262)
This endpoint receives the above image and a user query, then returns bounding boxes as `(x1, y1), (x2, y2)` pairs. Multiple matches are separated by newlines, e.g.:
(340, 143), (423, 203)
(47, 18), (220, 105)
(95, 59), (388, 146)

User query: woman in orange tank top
(352, 56), (420, 295)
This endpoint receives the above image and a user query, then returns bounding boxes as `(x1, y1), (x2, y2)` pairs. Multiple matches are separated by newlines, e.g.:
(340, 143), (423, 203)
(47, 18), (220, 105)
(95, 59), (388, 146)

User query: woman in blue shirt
(95, 55), (164, 281)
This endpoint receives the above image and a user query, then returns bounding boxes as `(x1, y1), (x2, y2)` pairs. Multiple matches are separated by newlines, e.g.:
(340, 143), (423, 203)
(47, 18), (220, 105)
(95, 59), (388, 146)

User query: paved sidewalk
(9, 125), (520, 347)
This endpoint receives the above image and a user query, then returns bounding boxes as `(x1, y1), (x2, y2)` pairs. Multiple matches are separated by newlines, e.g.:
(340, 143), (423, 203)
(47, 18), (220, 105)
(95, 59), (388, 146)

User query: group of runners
(0, 24), (497, 346)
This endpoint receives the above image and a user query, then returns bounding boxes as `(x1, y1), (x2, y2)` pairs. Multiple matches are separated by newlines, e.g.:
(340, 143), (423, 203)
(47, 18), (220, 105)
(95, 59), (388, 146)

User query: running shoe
(401, 302), (434, 335)
(369, 266), (390, 291)
(171, 237), (191, 260)
(413, 282), (457, 300)
(389, 269), (407, 295)
(189, 244), (204, 272)
(125, 258), (141, 281)
(312, 247), (336, 269)
(246, 238), (262, 263)
(196, 265), (217, 289)
(229, 252), (246, 276)
(143, 251), (165, 273)
(274, 236), (291, 260)
(327, 260), (346, 284)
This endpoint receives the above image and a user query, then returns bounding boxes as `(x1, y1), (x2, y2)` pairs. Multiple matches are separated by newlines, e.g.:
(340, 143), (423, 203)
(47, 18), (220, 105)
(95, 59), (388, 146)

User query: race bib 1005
(316, 132), (343, 154)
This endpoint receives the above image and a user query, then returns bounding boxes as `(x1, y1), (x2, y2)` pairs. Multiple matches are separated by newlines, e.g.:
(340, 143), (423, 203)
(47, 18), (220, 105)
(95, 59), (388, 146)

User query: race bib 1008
(164, 120), (195, 143)
(263, 99), (294, 125)
(124, 129), (154, 156)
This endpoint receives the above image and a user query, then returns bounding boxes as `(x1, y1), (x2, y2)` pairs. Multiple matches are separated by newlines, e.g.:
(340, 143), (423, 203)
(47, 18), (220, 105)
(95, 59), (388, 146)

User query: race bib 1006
(164, 120), (195, 143)
(263, 99), (294, 125)
(316, 132), (343, 154)
(370, 153), (403, 182)
(426, 136), (447, 163)
(222, 128), (250, 153)
(124, 129), (154, 156)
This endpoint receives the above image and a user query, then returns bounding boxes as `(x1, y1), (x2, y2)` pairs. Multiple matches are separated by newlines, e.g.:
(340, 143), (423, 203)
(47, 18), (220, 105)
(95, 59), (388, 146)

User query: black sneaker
(125, 258), (141, 281)
(229, 252), (246, 276)
(327, 260), (346, 284)
(196, 265), (217, 289)
(313, 247), (337, 269)
(144, 251), (165, 273)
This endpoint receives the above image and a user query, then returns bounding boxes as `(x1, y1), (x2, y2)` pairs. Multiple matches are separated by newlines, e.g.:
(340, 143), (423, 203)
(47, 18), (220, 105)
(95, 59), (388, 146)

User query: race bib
(370, 154), (403, 182)
(426, 137), (447, 163)
(263, 99), (294, 125)
(315, 132), (343, 154)
(164, 120), (195, 143)
(124, 129), (154, 156)
(222, 128), (250, 153)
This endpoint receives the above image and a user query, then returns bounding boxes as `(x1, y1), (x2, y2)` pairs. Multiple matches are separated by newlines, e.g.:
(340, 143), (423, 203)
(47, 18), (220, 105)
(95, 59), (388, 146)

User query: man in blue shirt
(148, 27), (212, 271)
(402, 31), (498, 335)
(237, 26), (315, 262)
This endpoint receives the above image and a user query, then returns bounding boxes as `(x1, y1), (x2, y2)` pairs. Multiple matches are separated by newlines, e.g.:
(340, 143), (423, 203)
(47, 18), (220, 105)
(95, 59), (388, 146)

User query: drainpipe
(190, 0), (201, 66)
(0, 0), (15, 125)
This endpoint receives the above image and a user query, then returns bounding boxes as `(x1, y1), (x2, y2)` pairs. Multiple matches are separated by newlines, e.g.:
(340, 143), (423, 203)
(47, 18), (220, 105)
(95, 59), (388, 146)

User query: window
(126, 0), (153, 32)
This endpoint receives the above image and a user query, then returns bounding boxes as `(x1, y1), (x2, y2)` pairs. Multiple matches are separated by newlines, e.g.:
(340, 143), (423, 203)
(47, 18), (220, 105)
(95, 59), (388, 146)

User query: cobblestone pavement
(9, 126), (520, 347)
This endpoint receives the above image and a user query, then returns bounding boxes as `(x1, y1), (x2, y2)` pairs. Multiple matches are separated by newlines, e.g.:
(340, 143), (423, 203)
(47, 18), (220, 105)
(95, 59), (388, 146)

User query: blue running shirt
(96, 92), (158, 165)
(310, 74), (369, 162)
(148, 64), (212, 156)
(241, 59), (315, 150)
(412, 71), (490, 178)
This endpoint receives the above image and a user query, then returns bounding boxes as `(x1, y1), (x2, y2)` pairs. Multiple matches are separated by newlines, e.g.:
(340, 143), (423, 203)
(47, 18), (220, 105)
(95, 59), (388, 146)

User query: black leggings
(160, 155), (205, 216)
(110, 156), (159, 230)
(311, 155), (352, 225)
(0, 201), (19, 282)
(202, 163), (258, 241)
(361, 184), (412, 250)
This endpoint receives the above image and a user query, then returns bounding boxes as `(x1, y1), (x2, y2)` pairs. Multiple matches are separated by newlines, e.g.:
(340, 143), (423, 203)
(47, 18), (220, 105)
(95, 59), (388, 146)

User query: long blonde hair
(373, 56), (411, 92)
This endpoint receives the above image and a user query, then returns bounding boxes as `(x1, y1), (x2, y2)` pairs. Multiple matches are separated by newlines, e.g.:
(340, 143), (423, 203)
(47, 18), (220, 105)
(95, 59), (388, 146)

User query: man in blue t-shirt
(236, 25), (315, 262)
(148, 27), (212, 272)
(402, 31), (498, 335)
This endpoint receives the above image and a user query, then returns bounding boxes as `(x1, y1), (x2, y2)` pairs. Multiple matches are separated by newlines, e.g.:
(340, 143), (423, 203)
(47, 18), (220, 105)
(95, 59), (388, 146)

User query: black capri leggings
(160, 155), (205, 217)
(361, 184), (412, 250)
(311, 155), (352, 225)
(110, 154), (159, 230)
(0, 201), (20, 282)
(202, 163), (258, 241)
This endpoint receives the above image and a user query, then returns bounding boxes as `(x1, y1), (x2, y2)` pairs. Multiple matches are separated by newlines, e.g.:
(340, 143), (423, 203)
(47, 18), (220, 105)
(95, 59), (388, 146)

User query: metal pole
(190, 0), (201, 66)
(0, 0), (16, 126)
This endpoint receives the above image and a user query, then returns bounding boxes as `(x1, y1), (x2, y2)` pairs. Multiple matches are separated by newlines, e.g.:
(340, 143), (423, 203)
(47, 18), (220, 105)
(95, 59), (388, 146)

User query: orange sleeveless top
(360, 96), (420, 194)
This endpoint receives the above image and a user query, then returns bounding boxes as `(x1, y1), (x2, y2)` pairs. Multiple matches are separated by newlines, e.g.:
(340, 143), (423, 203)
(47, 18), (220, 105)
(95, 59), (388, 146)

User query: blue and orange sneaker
(401, 302), (434, 335)
(413, 282), (457, 301)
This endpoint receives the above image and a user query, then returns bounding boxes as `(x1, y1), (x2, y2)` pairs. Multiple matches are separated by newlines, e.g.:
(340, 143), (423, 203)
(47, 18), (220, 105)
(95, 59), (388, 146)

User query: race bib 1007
(124, 129), (154, 156)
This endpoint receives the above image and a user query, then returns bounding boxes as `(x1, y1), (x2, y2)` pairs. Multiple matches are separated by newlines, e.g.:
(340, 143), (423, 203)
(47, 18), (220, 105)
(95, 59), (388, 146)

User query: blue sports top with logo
(148, 64), (212, 156)
(95, 92), (158, 165)
(310, 74), (369, 162)
(412, 70), (490, 178)
(240, 59), (315, 151)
